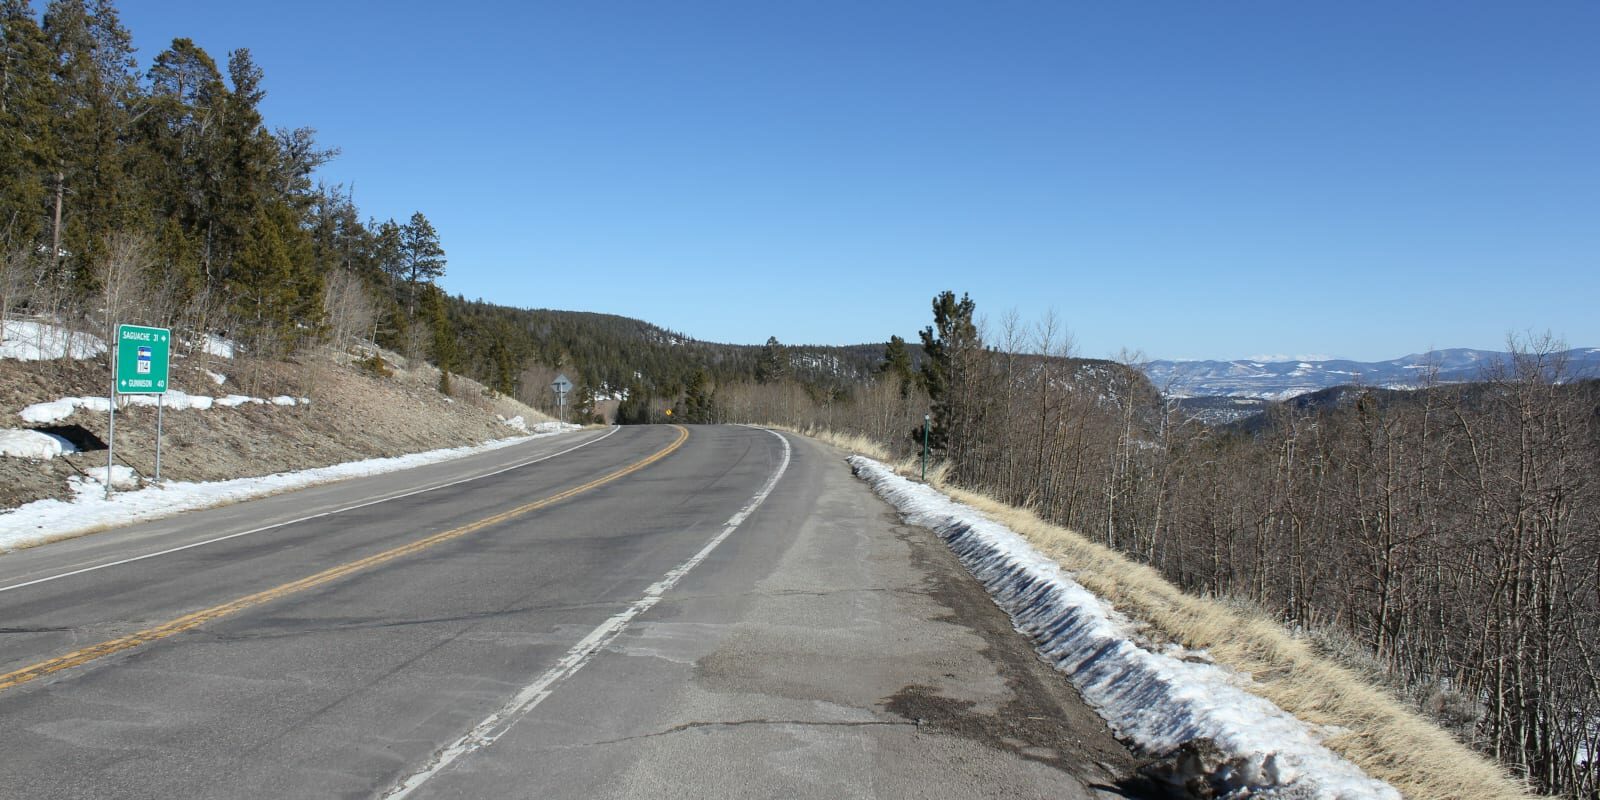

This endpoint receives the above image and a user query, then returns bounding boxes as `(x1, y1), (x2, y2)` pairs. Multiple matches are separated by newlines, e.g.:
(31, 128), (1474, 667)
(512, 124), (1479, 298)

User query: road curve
(0, 425), (1139, 799)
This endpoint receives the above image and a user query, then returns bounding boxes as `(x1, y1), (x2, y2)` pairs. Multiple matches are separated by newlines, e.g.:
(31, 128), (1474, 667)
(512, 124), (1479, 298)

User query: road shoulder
(415, 429), (1142, 799)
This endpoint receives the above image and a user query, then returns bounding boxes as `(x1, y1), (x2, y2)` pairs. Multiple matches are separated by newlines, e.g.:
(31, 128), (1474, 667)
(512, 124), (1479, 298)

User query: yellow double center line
(0, 426), (689, 694)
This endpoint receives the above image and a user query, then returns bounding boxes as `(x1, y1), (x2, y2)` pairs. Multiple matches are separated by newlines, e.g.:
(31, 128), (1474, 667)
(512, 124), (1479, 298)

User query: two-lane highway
(0, 425), (1139, 798)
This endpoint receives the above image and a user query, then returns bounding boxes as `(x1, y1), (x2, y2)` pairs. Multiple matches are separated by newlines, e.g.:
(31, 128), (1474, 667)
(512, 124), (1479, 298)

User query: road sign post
(109, 324), (172, 497)
(922, 413), (930, 482)
(551, 374), (573, 427)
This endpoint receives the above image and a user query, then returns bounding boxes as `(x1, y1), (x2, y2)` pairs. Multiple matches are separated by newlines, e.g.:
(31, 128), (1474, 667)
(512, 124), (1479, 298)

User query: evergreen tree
(755, 335), (787, 384)
(271, 126), (335, 207)
(373, 217), (403, 278)
(0, 0), (57, 250)
(141, 37), (227, 253)
(230, 200), (322, 353)
(616, 383), (653, 425)
(919, 291), (981, 458)
(675, 369), (717, 423)
(881, 334), (915, 399)
(421, 284), (456, 376)
(42, 0), (139, 288)
(398, 210), (444, 314)
(212, 48), (277, 282)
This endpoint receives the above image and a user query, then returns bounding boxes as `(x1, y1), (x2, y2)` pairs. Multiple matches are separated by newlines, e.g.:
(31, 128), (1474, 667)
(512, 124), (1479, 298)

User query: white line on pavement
(383, 427), (793, 799)
(0, 427), (620, 595)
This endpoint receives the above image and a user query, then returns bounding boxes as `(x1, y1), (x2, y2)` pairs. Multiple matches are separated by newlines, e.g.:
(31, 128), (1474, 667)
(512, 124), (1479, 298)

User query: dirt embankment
(0, 345), (550, 511)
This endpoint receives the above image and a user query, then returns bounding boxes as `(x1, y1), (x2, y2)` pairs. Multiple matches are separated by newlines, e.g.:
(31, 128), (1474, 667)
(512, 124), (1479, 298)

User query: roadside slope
(0, 333), (552, 512)
(787, 426), (1532, 800)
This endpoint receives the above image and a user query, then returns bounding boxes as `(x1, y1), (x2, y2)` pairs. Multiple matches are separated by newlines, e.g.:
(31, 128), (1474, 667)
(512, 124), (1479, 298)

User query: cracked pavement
(0, 426), (1140, 798)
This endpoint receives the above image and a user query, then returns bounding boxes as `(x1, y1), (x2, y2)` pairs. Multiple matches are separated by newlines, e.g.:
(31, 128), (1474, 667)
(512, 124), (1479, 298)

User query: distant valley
(1141, 347), (1600, 400)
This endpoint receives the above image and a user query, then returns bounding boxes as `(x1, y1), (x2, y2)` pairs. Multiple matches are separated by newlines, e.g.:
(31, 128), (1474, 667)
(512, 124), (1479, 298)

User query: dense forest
(440, 302), (906, 418)
(0, 0), (471, 374)
(717, 290), (1598, 798)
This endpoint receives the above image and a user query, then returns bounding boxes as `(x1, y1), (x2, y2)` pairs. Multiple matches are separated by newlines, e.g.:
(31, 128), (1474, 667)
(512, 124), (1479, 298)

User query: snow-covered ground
(0, 428), (586, 552)
(0, 429), (79, 459)
(0, 319), (107, 361)
(498, 416), (582, 435)
(199, 333), (236, 359)
(849, 456), (1400, 800)
(18, 392), (309, 424)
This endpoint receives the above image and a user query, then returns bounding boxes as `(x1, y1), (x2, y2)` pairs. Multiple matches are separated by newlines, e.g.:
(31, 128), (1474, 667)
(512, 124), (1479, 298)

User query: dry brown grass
(758, 423), (892, 461)
(787, 425), (1536, 800)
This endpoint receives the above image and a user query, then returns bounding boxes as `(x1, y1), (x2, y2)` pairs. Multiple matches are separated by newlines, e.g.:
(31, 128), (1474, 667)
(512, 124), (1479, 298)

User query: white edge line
(383, 428), (793, 799)
(0, 427), (621, 594)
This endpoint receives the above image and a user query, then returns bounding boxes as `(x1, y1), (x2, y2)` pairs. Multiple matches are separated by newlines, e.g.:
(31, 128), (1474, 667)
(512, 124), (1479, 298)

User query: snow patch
(0, 427), (584, 551)
(201, 334), (236, 359)
(849, 456), (1400, 800)
(0, 319), (107, 361)
(20, 396), (111, 424)
(119, 390), (214, 411)
(19, 391), (308, 422)
(0, 429), (78, 459)
(531, 421), (582, 434)
(80, 464), (140, 490)
(205, 370), (227, 385)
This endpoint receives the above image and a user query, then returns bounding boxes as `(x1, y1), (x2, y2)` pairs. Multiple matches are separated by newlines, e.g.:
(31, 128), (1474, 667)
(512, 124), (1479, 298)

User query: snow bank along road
(0, 425), (1142, 799)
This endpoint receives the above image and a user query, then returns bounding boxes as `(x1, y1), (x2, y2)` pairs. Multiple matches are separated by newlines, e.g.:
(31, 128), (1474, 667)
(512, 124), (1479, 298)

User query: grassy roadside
(776, 423), (1536, 800)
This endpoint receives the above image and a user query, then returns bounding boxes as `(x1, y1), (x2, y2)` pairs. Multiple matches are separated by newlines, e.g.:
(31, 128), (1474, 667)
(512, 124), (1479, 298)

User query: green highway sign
(115, 324), (171, 394)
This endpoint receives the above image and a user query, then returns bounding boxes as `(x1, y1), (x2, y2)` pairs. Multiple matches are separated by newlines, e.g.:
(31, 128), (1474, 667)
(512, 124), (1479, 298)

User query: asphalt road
(0, 425), (1141, 799)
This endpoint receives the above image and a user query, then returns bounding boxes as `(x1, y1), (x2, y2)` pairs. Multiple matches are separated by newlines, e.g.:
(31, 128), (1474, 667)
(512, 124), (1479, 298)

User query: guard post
(921, 413), (930, 482)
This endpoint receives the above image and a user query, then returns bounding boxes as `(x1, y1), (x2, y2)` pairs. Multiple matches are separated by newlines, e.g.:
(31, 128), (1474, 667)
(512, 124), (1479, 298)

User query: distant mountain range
(1142, 348), (1600, 400)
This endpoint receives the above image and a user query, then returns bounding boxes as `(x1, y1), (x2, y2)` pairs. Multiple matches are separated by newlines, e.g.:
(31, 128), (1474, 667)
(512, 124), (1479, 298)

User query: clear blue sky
(116, 1), (1597, 361)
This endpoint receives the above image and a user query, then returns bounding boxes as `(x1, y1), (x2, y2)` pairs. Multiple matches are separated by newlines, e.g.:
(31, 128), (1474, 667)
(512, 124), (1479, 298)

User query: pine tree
(616, 383), (653, 425)
(421, 284), (456, 375)
(140, 37), (228, 262)
(212, 48), (277, 283)
(398, 211), (444, 314)
(881, 334), (915, 399)
(919, 291), (981, 458)
(42, 0), (140, 289)
(230, 200), (322, 354)
(0, 0), (57, 250)
(755, 335), (787, 384)
(676, 369), (716, 423)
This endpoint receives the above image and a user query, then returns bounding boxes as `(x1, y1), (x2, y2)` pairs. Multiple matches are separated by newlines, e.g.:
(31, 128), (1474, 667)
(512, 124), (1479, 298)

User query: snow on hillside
(0, 319), (106, 361)
(850, 456), (1400, 800)
(1144, 347), (1600, 400)
(200, 333), (236, 358)
(0, 429), (78, 459)
(18, 392), (309, 424)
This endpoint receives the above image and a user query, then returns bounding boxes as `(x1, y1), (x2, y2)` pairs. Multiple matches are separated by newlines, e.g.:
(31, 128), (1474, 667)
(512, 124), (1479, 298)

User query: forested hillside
(0, 0), (476, 386)
(729, 288), (1598, 798)
(439, 301), (913, 415)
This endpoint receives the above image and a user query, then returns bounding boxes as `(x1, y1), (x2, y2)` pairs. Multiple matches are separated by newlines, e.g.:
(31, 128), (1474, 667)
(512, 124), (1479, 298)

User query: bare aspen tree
(98, 232), (152, 332)
(1, 246), (32, 326)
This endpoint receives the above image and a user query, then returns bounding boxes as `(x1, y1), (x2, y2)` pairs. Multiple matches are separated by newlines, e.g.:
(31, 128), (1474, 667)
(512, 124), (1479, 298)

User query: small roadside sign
(550, 374), (573, 426)
(116, 324), (170, 394)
